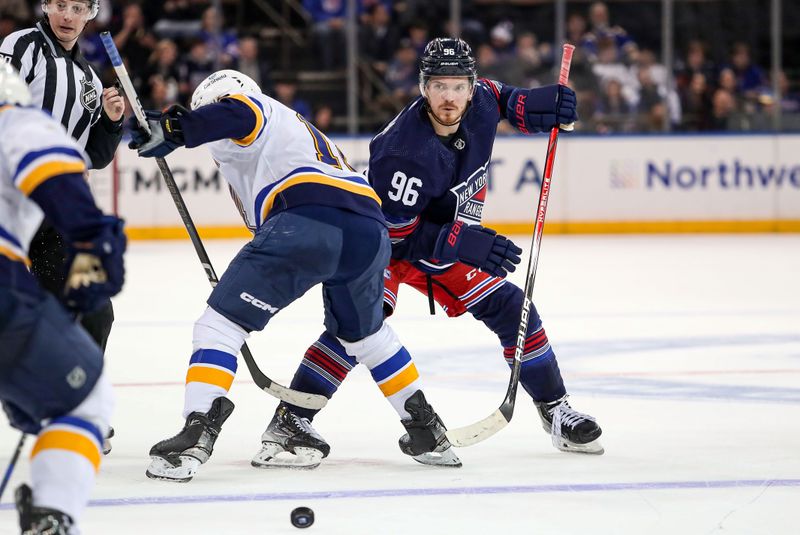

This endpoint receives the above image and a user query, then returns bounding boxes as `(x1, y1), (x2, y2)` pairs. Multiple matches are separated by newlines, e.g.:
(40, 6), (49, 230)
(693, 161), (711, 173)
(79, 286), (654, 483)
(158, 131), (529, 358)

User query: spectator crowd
(1, 0), (798, 134)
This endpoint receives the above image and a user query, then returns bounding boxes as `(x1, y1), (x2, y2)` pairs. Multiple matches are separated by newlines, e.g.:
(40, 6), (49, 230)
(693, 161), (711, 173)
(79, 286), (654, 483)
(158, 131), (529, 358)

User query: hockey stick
(0, 434), (26, 502)
(99, 33), (327, 410)
(446, 44), (576, 447)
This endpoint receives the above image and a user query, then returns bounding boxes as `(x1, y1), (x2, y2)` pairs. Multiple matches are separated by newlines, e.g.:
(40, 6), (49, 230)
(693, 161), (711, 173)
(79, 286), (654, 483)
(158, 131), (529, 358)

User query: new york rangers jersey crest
(450, 160), (489, 224)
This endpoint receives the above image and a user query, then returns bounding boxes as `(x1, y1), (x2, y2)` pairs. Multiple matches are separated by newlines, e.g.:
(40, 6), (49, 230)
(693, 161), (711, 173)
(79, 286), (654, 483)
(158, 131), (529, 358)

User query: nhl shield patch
(80, 77), (99, 111)
(66, 366), (87, 389)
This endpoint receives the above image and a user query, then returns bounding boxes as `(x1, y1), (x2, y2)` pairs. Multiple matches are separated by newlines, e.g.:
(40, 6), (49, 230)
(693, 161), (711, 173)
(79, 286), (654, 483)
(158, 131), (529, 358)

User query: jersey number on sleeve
(388, 171), (421, 206)
(296, 113), (355, 171)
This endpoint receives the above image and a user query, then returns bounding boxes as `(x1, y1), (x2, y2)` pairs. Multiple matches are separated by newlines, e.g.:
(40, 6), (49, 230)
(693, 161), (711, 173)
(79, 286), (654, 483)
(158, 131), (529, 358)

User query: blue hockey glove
(128, 105), (188, 158)
(508, 84), (577, 133)
(63, 215), (127, 314)
(2, 401), (41, 435)
(433, 221), (522, 278)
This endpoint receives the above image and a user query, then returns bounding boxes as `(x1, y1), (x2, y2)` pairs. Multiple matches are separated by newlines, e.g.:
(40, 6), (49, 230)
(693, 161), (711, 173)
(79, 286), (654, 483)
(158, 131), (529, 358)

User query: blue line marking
(1, 479), (796, 510)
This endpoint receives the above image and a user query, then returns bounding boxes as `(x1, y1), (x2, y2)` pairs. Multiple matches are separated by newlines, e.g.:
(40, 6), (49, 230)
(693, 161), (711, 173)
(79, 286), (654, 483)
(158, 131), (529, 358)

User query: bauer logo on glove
(433, 221), (522, 279)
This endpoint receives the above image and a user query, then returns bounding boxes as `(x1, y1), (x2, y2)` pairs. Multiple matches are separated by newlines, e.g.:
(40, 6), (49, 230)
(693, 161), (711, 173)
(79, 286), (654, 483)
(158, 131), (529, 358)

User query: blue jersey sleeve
(477, 79), (515, 121)
(28, 173), (105, 239)
(181, 95), (266, 148)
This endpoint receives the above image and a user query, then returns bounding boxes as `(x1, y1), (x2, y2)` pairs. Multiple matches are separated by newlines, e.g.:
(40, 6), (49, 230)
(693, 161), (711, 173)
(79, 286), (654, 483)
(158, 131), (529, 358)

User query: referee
(0, 0), (124, 355)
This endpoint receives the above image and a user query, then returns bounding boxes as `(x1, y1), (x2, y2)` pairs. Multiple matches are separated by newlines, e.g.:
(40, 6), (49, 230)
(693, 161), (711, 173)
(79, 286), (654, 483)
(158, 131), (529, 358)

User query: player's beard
(426, 100), (470, 128)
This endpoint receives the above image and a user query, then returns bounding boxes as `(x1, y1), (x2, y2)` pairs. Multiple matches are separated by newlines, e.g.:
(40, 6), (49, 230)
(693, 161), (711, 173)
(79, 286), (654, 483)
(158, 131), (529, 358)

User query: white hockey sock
(338, 323), (420, 420)
(183, 307), (249, 418)
(30, 373), (113, 526)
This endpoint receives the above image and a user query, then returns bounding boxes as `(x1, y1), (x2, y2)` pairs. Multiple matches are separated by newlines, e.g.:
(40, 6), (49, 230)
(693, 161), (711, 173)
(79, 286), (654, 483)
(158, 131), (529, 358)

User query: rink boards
(89, 133), (800, 238)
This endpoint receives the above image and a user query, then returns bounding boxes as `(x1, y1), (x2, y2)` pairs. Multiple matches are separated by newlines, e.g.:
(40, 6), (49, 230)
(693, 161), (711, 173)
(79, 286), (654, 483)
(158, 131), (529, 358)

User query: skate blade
(412, 447), (462, 467)
(553, 437), (604, 455)
(145, 455), (201, 482)
(251, 443), (323, 469)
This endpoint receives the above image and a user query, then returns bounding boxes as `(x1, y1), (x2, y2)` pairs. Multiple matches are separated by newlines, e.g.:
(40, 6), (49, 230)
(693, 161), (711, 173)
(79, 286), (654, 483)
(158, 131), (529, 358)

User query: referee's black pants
(28, 221), (115, 352)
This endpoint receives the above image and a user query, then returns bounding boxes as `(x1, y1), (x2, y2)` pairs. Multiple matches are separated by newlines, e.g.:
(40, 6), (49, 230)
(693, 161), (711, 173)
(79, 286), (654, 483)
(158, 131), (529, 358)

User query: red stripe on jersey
(463, 278), (505, 308)
(388, 217), (420, 240)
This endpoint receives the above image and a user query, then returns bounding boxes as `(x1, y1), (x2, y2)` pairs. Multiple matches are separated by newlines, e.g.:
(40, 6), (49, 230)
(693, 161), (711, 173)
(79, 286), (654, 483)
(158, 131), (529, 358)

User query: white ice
(1, 234), (799, 534)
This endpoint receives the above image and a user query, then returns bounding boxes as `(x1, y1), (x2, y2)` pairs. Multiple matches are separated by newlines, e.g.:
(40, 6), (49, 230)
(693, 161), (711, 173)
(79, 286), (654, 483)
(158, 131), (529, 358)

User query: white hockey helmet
(42, 0), (100, 21)
(191, 70), (261, 110)
(0, 63), (33, 107)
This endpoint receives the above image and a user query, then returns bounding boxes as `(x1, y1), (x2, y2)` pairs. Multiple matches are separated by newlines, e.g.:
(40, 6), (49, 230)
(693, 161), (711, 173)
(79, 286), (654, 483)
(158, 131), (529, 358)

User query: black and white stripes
(0, 22), (102, 150)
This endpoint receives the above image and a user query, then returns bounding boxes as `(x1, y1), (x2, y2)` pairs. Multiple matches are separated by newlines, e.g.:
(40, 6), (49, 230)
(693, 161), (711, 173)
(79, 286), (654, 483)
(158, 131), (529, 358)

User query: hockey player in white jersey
(0, 63), (126, 534)
(130, 70), (459, 482)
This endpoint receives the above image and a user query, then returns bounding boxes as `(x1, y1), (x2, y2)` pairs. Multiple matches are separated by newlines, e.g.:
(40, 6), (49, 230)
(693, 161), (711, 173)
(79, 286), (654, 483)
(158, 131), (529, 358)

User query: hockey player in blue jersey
(129, 69), (460, 481)
(276, 38), (604, 460)
(0, 63), (126, 534)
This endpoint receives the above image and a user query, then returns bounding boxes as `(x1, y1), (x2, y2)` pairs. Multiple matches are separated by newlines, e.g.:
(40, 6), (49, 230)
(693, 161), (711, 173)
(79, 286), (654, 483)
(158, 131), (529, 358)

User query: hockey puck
(291, 506), (314, 528)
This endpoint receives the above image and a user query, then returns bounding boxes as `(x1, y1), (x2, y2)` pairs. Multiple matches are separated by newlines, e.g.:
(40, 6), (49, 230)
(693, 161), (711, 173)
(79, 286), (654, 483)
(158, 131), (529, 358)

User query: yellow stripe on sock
(31, 430), (101, 472)
(186, 366), (235, 390)
(378, 363), (419, 397)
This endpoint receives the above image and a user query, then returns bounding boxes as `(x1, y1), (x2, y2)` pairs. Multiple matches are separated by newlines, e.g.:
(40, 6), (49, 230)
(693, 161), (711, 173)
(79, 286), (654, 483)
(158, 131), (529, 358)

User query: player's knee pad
(193, 307), (249, 355)
(67, 371), (114, 437)
(337, 322), (402, 368)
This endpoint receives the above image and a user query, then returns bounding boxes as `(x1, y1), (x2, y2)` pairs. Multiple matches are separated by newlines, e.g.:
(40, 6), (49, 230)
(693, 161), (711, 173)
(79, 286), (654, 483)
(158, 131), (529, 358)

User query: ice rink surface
(1, 234), (799, 534)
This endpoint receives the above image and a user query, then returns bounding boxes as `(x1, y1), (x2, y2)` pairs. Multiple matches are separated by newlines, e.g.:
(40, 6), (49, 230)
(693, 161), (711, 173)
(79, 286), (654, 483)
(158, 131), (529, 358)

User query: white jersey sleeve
(206, 93), (381, 231)
(0, 105), (88, 262)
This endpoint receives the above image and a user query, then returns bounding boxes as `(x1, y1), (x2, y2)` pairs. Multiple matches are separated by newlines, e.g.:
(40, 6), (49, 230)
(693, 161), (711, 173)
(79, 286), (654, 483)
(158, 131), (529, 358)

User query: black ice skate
(102, 426), (114, 455)
(16, 484), (73, 535)
(251, 404), (330, 469)
(535, 395), (604, 455)
(146, 396), (235, 482)
(399, 390), (461, 467)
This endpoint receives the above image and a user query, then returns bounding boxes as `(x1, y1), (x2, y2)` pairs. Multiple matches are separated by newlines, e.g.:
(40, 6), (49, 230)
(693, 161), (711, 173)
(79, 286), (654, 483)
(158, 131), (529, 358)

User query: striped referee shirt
(0, 21), (121, 169)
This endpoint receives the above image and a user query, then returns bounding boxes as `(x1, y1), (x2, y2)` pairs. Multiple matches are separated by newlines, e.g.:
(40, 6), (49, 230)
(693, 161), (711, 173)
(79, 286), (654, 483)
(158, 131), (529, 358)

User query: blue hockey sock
(287, 332), (357, 420)
(504, 327), (566, 402)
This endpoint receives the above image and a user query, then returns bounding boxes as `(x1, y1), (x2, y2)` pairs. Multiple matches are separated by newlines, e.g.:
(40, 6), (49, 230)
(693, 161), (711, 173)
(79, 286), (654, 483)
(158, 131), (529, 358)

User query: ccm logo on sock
(240, 292), (279, 313)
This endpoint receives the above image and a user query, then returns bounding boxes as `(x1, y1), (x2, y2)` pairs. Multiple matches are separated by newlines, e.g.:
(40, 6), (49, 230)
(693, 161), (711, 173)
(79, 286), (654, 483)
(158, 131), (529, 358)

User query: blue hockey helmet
(419, 38), (477, 85)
